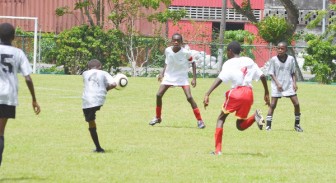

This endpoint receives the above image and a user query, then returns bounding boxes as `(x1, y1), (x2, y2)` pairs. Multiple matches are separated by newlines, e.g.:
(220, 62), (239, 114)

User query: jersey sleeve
(186, 50), (193, 63)
(104, 71), (115, 85)
(289, 56), (296, 75)
(251, 62), (263, 81)
(267, 57), (275, 76)
(217, 62), (230, 83)
(18, 50), (32, 76)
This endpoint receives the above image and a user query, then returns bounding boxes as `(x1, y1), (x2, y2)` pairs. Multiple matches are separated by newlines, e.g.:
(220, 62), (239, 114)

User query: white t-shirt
(218, 56), (263, 88)
(0, 45), (32, 106)
(268, 55), (296, 97)
(161, 46), (193, 86)
(82, 69), (115, 109)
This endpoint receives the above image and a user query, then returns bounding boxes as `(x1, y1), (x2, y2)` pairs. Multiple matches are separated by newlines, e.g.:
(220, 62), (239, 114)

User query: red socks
(156, 106), (162, 119)
(193, 108), (202, 121)
(215, 128), (223, 153)
(239, 115), (255, 130)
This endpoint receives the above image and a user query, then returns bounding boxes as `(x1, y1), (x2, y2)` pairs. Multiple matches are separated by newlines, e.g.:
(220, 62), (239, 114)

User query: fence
(13, 35), (311, 80)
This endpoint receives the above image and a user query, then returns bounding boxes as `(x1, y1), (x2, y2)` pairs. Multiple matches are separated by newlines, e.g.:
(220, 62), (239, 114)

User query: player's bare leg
(88, 121), (104, 153)
(149, 85), (170, 126)
(266, 97), (278, 131)
(0, 118), (8, 166)
(212, 111), (229, 155)
(290, 95), (303, 132)
(182, 86), (205, 129)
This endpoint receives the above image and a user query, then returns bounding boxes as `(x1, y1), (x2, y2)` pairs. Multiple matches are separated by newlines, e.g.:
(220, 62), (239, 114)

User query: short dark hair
(227, 41), (241, 54)
(0, 23), (15, 44)
(172, 33), (183, 42)
(277, 41), (288, 48)
(88, 59), (102, 69)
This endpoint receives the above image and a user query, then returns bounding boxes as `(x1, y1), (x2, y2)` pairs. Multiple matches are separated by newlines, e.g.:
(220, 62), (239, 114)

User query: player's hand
(203, 95), (209, 109)
(277, 84), (283, 92)
(191, 79), (196, 87)
(157, 74), (163, 82)
(32, 101), (41, 115)
(293, 84), (298, 91)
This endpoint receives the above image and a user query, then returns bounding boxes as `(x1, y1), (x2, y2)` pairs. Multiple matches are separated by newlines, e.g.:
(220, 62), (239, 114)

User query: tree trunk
(229, 0), (258, 23)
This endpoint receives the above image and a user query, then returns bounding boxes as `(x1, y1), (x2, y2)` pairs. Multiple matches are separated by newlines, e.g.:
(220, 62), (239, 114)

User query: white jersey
(0, 44), (32, 106)
(161, 46), (193, 86)
(268, 55), (296, 97)
(218, 56), (263, 88)
(82, 69), (115, 109)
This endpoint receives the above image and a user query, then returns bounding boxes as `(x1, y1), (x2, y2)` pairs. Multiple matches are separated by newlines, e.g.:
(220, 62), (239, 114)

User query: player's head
(0, 23), (15, 45)
(88, 59), (102, 70)
(276, 41), (288, 56)
(171, 33), (183, 48)
(226, 41), (241, 59)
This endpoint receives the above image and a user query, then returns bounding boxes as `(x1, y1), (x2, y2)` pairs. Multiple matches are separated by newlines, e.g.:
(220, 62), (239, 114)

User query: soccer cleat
(149, 117), (162, 126)
(294, 124), (303, 132)
(210, 151), (222, 156)
(197, 120), (206, 129)
(255, 109), (265, 130)
(265, 126), (272, 131)
(93, 148), (105, 153)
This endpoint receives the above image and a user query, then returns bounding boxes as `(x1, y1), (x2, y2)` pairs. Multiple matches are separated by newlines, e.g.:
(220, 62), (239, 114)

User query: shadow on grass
(0, 176), (47, 182)
(224, 152), (269, 157)
(153, 125), (199, 129)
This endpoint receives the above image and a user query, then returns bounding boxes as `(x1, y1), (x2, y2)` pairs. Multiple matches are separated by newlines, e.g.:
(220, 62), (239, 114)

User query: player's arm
(158, 64), (167, 82)
(191, 62), (196, 87)
(106, 82), (117, 91)
(203, 78), (222, 109)
(260, 74), (270, 106)
(24, 75), (40, 115)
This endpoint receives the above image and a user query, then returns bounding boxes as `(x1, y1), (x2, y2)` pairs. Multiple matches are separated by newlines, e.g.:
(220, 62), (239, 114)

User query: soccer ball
(114, 73), (128, 90)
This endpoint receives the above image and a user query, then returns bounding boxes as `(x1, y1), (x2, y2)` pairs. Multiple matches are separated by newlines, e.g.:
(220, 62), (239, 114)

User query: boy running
(203, 41), (270, 155)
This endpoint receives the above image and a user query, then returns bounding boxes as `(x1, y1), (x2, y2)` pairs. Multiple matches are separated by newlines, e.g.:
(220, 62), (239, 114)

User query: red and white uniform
(161, 46), (193, 86)
(0, 44), (32, 106)
(218, 57), (263, 119)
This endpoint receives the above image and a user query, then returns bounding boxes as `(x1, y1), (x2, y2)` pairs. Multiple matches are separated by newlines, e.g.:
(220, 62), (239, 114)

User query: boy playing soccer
(0, 23), (41, 166)
(149, 33), (205, 129)
(82, 59), (116, 153)
(266, 42), (303, 132)
(203, 41), (270, 155)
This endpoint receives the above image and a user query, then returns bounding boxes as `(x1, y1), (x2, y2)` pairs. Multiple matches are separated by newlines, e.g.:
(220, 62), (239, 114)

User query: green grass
(0, 74), (335, 182)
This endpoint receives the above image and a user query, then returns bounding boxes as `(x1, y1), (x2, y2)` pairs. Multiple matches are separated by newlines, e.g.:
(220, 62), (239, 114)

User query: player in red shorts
(203, 41), (270, 155)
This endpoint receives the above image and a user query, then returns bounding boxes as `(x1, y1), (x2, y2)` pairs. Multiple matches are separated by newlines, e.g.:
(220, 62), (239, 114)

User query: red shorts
(222, 86), (254, 119)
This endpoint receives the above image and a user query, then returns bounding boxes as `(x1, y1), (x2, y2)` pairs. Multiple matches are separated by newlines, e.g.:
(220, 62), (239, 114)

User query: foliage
(257, 15), (293, 44)
(54, 25), (124, 74)
(303, 4), (336, 84)
(147, 9), (187, 24)
(212, 30), (255, 60)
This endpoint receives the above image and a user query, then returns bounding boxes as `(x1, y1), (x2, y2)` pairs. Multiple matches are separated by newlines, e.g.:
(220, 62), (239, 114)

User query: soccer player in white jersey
(203, 41), (270, 155)
(0, 23), (41, 166)
(266, 42), (303, 132)
(149, 33), (205, 129)
(82, 59), (116, 153)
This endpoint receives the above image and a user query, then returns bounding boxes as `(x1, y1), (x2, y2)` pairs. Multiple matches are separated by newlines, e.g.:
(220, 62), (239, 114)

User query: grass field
(0, 74), (335, 183)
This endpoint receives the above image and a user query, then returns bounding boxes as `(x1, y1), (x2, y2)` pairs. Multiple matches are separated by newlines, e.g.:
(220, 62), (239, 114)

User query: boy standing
(266, 42), (303, 132)
(203, 41), (270, 155)
(0, 23), (41, 166)
(149, 33), (205, 129)
(82, 59), (116, 153)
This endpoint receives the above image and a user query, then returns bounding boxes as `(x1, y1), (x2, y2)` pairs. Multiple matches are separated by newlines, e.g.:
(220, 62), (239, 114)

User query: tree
(229, 0), (304, 81)
(55, 0), (186, 76)
(303, 4), (336, 84)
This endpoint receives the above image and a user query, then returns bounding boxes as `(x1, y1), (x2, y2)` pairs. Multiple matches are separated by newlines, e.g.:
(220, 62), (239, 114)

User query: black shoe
(294, 125), (303, 132)
(93, 148), (105, 153)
